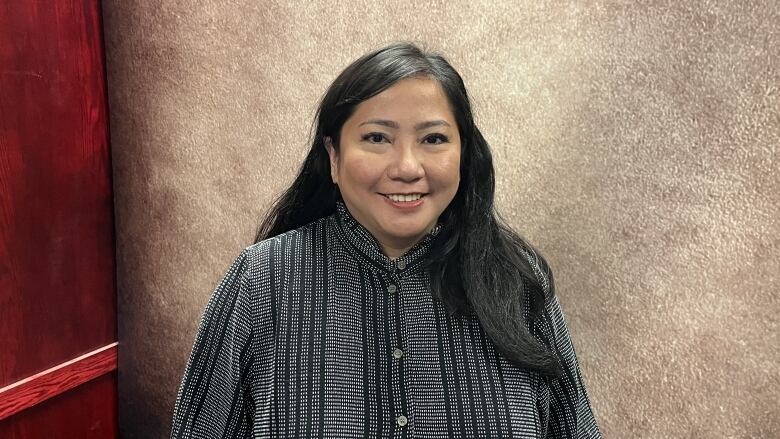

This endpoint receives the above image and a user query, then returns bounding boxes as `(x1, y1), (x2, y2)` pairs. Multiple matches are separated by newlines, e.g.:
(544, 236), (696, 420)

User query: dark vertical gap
(440, 307), (467, 435)
(432, 302), (455, 437)
(317, 223), (329, 435)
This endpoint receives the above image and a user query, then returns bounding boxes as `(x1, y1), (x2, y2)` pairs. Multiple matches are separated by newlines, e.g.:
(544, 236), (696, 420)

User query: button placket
(386, 273), (410, 433)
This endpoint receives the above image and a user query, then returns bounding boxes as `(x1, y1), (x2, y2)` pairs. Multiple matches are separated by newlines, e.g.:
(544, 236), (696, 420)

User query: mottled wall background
(102, 1), (779, 438)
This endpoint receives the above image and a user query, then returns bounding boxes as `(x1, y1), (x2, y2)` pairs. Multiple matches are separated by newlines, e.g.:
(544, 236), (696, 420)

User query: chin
(384, 222), (430, 239)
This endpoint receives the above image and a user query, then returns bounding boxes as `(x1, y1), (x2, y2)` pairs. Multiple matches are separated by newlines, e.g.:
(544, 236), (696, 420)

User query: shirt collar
(333, 200), (443, 275)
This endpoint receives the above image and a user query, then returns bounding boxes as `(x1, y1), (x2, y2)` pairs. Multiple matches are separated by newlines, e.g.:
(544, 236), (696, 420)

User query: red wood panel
(0, 0), (117, 435)
(0, 0), (116, 385)
(0, 372), (118, 439)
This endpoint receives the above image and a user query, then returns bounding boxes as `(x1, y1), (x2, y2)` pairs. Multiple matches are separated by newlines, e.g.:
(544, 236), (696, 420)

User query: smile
(382, 193), (426, 202)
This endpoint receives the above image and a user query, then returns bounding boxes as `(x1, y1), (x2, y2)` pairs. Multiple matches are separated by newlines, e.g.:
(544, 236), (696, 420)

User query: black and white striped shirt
(171, 201), (602, 438)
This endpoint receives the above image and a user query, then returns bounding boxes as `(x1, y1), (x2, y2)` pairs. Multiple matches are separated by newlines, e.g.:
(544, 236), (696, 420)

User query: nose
(388, 142), (424, 182)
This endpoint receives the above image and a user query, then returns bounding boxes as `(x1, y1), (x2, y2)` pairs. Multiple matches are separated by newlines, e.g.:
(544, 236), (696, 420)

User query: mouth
(380, 193), (428, 202)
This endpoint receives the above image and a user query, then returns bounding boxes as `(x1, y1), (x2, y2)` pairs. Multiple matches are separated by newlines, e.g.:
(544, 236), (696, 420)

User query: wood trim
(0, 342), (118, 421)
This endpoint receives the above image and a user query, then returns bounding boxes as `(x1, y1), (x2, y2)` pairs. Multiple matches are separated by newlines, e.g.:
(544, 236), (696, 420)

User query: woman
(171, 42), (602, 438)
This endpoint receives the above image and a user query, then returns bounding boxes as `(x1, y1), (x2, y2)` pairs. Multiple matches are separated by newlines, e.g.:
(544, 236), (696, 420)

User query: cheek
(340, 156), (383, 189)
(431, 152), (461, 187)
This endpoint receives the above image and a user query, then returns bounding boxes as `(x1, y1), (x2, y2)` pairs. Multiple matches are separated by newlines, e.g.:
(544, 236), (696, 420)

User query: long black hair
(254, 42), (562, 378)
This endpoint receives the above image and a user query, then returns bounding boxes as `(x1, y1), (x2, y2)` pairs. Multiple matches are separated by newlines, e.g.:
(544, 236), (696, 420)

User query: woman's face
(325, 76), (461, 258)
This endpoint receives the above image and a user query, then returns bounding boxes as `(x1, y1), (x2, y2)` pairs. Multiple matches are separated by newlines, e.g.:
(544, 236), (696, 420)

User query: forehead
(347, 77), (456, 125)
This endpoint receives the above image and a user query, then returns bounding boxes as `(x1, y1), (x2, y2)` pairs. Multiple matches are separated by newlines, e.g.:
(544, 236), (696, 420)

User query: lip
(379, 193), (427, 209)
(379, 192), (428, 196)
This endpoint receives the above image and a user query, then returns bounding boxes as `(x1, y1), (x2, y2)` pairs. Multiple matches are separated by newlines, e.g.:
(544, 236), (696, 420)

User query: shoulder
(210, 215), (333, 325)
(517, 243), (555, 299)
(239, 214), (334, 278)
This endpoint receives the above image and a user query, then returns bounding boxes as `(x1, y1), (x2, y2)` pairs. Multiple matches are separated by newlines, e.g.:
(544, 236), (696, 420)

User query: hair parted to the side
(254, 42), (563, 378)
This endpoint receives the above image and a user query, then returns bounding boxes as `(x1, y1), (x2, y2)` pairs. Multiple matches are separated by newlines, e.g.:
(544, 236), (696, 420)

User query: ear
(324, 136), (339, 185)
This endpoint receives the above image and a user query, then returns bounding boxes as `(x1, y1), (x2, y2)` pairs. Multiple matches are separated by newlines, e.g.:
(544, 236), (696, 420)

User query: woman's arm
(542, 293), (602, 438)
(170, 249), (255, 438)
(523, 248), (602, 438)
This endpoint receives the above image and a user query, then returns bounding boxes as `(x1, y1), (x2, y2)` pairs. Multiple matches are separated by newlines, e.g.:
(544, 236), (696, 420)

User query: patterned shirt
(170, 201), (602, 438)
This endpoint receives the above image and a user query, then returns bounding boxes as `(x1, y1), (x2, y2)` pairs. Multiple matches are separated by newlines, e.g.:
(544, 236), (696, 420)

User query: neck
(382, 243), (414, 260)
(377, 227), (434, 260)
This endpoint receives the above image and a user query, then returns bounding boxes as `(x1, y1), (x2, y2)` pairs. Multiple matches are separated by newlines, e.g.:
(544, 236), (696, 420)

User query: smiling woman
(324, 77), (461, 259)
(170, 42), (602, 438)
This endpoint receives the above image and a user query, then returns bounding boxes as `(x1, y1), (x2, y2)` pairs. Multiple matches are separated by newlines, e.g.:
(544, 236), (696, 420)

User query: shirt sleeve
(525, 248), (602, 438)
(543, 293), (602, 438)
(170, 249), (255, 438)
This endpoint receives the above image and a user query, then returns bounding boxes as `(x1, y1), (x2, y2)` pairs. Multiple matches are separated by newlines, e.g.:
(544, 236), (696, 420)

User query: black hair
(254, 42), (562, 377)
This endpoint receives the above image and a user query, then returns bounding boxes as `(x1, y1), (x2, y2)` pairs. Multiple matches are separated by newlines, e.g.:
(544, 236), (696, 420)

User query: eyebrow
(358, 119), (451, 130)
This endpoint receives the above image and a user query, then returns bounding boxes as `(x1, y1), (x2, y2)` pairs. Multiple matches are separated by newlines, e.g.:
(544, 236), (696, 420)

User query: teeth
(386, 193), (423, 202)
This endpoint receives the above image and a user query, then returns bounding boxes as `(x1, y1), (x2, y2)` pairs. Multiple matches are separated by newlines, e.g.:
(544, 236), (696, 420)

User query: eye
(422, 134), (449, 145)
(362, 132), (389, 143)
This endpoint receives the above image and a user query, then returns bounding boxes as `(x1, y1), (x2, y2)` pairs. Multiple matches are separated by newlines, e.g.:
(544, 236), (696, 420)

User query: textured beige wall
(103, 1), (779, 437)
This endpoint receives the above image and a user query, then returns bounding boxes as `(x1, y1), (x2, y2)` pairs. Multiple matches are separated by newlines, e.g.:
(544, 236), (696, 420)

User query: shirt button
(396, 259), (406, 270)
(393, 348), (404, 359)
(387, 284), (397, 294)
(396, 415), (408, 427)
